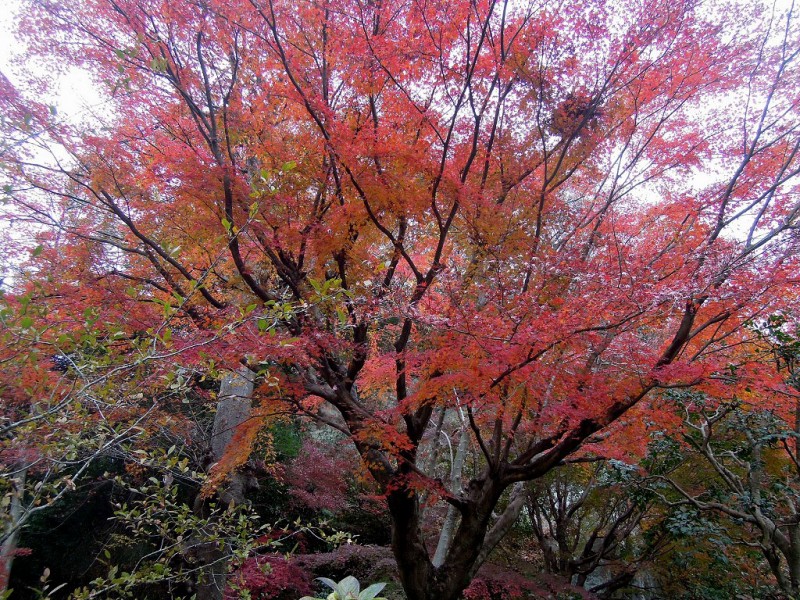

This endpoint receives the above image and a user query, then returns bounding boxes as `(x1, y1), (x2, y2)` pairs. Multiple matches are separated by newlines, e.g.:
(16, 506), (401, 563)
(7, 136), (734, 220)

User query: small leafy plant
(300, 576), (386, 600)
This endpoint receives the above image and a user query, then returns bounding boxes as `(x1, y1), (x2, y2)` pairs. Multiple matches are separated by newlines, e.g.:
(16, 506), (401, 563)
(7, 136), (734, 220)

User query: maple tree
(1, 0), (800, 597)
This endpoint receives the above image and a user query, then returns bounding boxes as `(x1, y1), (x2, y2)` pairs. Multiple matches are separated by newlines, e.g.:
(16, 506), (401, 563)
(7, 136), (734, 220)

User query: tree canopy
(1, 0), (799, 597)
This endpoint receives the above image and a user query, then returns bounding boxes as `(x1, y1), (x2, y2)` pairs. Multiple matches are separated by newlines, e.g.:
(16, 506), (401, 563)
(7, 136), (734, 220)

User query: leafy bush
(463, 564), (594, 600)
(226, 554), (313, 600)
(294, 545), (397, 589)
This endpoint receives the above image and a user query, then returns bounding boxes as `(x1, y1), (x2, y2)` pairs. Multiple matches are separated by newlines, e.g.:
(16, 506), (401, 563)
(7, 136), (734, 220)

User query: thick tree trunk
(0, 468), (25, 591)
(389, 475), (508, 600)
(195, 368), (254, 600)
(388, 490), (436, 600)
(790, 396), (800, 594)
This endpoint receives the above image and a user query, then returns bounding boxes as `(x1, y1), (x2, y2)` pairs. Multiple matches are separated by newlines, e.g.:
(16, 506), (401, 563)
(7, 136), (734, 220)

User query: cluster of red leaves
(463, 578), (523, 600)
(464, 564), (595, 600)
(225, 554), (313, 600)
(285, 438), (354, 513)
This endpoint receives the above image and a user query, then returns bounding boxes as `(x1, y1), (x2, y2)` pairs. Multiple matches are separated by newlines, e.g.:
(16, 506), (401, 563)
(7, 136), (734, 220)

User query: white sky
(0, 1), (19, 70)
(0, 0), (22, 80)
(0, 0), (101, 123)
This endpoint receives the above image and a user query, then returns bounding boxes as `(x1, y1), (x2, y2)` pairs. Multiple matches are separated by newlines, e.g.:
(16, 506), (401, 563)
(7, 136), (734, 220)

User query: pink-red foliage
(225, 555), (313, 600)
(465, 564), (596, 600)
(285, 439), (353, 513)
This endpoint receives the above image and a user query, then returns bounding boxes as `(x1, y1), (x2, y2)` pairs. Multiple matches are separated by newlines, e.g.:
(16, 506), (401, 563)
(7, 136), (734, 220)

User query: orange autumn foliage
(2, 0), (799, 597)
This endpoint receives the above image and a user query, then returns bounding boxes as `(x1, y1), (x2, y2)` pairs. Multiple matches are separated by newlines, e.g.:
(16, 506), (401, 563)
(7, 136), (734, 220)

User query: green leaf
(20, 316), (33, 328)
(339, 576), (359, 597)
(360, 583), (386, 600)
(150, 57), (168, 72)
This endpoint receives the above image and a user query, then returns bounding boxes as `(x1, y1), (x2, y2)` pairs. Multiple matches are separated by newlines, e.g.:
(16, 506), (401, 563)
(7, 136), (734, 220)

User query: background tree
(526, 461), (671, 598)
(657, 313), (800, 597)
(0, 290), (301, 598)
(1, 0), (800, 598)
(0, 286), (164, 593)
